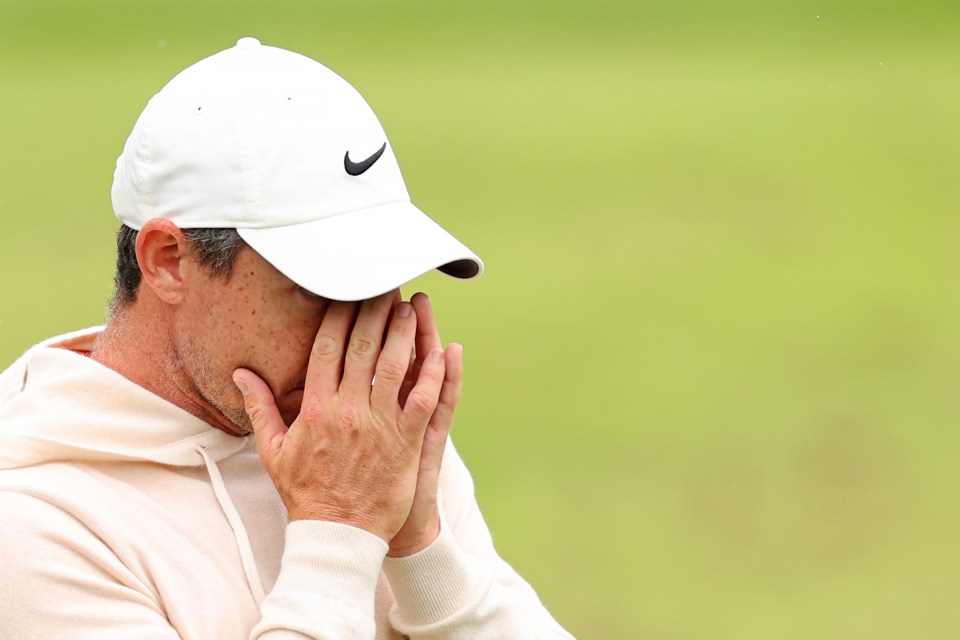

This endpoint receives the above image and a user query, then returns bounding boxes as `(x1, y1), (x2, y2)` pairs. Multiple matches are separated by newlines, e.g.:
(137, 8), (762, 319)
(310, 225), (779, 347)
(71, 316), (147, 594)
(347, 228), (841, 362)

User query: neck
(92, 301), (247, 437)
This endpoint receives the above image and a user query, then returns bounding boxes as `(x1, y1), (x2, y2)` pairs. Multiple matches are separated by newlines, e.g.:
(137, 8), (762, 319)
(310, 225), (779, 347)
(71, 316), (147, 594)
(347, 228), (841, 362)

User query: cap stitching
(238, 106), (264, 225)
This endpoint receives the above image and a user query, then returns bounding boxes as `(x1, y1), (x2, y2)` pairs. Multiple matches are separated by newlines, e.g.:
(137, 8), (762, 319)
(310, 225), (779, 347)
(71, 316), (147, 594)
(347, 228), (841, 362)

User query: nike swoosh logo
(344, 142), (387, 176)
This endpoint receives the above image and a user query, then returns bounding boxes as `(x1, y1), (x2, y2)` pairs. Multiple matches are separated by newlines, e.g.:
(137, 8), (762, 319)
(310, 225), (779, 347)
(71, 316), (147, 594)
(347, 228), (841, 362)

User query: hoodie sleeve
(380, 441), (575, 639)
(250, 520), (389, 639)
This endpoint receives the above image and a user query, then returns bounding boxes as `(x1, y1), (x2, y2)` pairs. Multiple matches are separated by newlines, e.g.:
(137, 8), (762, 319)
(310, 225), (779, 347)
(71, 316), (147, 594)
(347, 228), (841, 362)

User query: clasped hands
(233, 292), (461, 557)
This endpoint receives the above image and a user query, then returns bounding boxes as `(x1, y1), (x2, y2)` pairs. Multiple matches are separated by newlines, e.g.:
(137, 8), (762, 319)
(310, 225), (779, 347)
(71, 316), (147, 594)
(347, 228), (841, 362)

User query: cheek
(246, 312), (322, 385)
(183, 276), (326, 395)
(258, 321), (318, 425)
(177, 296), (270, 386)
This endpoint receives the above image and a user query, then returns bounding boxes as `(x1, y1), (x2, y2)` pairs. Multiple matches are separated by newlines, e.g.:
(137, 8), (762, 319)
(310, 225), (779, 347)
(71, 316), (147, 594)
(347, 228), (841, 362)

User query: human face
(169, 246), (331, 435)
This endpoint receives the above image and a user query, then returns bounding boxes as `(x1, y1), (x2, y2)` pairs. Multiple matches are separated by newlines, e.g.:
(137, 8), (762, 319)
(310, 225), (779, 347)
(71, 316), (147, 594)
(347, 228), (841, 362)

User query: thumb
(233, 368), (287, 464)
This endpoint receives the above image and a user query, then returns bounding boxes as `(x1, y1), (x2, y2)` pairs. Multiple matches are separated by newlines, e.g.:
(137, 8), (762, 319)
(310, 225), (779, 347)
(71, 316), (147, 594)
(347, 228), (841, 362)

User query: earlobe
(136, 219), (190, 305)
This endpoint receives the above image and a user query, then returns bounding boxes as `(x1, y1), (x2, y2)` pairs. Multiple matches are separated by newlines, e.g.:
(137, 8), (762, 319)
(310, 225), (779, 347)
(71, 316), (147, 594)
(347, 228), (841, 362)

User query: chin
(218, 405), (254, 436)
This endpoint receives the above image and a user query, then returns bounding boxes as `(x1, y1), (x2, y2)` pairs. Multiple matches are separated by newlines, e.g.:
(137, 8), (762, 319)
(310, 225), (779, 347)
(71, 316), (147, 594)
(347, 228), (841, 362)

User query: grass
(2, 1), (960, 637)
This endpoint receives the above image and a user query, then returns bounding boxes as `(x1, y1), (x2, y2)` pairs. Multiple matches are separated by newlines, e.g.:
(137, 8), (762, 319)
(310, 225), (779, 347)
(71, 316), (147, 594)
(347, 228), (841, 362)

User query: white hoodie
(0, 329), (573, 639)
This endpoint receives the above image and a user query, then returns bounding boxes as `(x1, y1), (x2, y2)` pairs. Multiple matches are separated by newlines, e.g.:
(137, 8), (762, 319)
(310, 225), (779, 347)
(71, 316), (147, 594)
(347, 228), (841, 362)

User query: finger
(397, 348), (445, 439)
(369, 302), (419, 413)
(399, 346), (417, 409)
(341, 292), (398, 397)
(303, 301), (358, 397)
(401, 292), (441, 408)
(421, 344), (463, 470)
(434, 343), (463, 433)
(233, 368), (287, 469)
(411, 292), (442, 360)
(385, 290), (404, 340)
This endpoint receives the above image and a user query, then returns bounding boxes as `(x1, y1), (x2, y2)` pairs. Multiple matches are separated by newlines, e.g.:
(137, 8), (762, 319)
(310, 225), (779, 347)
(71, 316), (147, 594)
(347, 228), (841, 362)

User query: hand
(232, 293), (446, 543)
(388, 293), (463, 557)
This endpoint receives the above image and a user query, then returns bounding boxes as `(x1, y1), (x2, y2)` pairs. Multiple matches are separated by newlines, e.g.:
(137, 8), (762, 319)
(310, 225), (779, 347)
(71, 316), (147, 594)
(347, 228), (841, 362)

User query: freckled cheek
(252, 319), (319, 382)
(285, 327), (319, 371)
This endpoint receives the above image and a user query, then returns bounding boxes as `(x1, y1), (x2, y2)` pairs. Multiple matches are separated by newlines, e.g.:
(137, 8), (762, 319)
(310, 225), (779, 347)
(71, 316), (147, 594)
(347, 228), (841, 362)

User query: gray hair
(110, 225), (246, 310)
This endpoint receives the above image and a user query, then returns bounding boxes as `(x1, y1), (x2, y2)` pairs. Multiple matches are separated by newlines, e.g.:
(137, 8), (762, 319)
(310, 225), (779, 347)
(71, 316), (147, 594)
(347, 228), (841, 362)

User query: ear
(135, 219), (192, 305)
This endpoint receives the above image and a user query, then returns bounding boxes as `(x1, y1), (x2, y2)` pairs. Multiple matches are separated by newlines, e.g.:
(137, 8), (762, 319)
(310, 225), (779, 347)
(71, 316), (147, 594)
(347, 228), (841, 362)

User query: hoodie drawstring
(197, 445), (266, 604)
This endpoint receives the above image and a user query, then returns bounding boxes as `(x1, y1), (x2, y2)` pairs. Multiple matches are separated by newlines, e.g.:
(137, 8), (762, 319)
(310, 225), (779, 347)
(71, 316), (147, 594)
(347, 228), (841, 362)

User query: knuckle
(339, 410), (359, 432)
(376, 357), (408, 384)
(312, 334), (340, 360)
(405, 389), (438, 417)
(300, 402), (326, 425)
(244, 401), (266, 426)
(420, 365), (445, 385)
(391, 314), (413, 333)
(443, 385), (462, 407)
(347, 335), (378, 360)
(337, 400), (362, 432)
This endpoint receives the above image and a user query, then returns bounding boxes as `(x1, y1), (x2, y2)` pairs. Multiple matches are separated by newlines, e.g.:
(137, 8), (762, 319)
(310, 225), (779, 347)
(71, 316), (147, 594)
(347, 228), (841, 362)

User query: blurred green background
(3, 0), (960, 637)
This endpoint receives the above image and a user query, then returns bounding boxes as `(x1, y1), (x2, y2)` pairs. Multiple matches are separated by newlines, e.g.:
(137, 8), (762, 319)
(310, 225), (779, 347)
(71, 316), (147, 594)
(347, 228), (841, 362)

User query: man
(0, 38), (573, 639)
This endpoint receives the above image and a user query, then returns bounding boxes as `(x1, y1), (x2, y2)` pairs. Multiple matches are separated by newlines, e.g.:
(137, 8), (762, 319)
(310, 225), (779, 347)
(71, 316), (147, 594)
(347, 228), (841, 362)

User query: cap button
(236, 37), (261, 49)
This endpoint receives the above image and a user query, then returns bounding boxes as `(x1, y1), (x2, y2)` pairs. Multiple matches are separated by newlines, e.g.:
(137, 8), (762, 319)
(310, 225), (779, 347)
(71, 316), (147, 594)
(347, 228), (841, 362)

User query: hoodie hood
(0, 327), (251, 470)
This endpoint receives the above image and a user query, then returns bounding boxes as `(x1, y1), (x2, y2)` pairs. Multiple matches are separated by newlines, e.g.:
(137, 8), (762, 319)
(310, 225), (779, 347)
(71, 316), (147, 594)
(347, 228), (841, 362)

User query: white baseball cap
(111, 37), (483, 301)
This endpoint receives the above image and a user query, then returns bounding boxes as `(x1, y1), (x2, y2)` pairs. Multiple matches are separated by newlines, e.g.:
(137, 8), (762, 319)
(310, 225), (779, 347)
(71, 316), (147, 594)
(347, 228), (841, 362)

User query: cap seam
(239, 106), (265, 225)
(135, 100), (157, 218)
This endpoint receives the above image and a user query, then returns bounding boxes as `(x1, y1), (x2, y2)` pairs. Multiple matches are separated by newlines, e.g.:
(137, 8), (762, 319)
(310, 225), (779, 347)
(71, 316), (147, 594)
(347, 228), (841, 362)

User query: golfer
(0, 38), (573, 639)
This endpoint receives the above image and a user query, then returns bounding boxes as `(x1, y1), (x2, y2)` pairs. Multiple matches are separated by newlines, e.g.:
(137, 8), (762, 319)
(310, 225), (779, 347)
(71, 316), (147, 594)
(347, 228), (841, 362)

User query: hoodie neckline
(0, 329), (252, 470)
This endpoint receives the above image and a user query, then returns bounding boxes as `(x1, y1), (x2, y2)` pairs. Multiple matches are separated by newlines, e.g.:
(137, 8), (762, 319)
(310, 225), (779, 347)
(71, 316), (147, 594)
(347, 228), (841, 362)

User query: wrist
(387, 518), (441, 557)
(288, 506), (392, 542)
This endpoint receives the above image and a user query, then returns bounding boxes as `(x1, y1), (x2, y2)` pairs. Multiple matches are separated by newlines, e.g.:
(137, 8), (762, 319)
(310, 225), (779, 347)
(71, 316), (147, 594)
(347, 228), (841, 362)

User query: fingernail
(233, 376), (249, 396)
(398, 303), (412, 318)
(430, 348), (444, 363)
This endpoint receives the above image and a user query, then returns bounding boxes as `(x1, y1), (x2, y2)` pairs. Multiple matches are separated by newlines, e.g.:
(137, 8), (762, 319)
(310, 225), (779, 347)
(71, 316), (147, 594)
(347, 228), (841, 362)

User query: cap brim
(237, 201), (483, 301)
